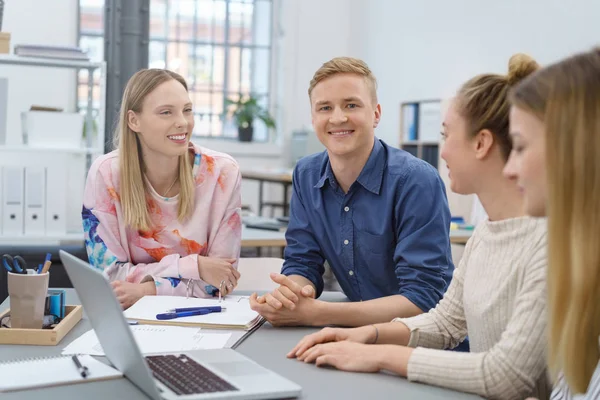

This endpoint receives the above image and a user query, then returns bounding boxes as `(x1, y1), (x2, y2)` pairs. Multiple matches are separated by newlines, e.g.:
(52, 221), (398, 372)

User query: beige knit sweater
(394, 216), (551, 400)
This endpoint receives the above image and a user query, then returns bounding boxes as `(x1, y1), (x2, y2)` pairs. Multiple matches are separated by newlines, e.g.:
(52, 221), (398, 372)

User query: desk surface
(241, 225), (287, 247)
(0, 290), (479, 400)
(242, 168), (293, 183)
(242, 226), (472, 247)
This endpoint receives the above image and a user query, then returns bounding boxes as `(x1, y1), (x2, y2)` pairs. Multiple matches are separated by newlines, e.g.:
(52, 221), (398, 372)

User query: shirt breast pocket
(355, 228), (395, 255)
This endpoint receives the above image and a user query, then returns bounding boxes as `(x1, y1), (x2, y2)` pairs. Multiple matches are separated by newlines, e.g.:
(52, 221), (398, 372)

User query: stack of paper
(14, 44), (90, 61)
(62, 326), (232, 356)
(0, 355), (121, 392)
(123, 295), (263, 330)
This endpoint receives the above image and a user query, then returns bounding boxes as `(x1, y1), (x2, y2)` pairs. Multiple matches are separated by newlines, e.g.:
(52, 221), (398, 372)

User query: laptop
(59, 250), (301, 400)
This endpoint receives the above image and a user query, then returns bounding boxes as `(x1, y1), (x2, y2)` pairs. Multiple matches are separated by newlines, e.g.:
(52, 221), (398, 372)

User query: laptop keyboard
(146, 354), (239, 395)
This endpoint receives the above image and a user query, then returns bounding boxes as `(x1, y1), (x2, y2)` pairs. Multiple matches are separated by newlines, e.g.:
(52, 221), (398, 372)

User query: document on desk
(62, 325), (232, 356)
(0, 354), (122, 392)
(123, 295), (263, 330)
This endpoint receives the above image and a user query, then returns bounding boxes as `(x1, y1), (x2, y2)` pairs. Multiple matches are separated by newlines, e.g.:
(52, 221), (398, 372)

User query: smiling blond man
(250, 57), (454, 328)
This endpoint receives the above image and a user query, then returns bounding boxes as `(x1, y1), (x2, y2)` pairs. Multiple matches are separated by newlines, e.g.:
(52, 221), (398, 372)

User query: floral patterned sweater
(82, 142), (242, 297)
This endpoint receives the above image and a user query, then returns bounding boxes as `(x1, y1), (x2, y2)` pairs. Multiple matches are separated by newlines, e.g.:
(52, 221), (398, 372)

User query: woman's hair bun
(507, 53), (539, 86)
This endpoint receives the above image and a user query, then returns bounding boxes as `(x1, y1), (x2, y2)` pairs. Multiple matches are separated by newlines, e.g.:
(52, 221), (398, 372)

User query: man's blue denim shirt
(281, 138), (454, 312)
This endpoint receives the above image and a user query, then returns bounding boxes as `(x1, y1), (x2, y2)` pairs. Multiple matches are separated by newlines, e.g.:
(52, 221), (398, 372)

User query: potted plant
(225, 94), (276, 142)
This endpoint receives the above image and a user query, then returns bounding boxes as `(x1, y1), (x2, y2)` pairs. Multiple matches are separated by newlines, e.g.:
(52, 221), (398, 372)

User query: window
(78, 0), (275, 141)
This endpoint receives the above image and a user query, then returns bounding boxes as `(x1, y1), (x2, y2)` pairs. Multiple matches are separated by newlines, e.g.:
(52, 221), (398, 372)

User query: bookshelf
(399, 99), (443, 169)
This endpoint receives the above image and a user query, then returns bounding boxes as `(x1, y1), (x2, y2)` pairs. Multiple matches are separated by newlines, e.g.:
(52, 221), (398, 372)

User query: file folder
(45, 165), (67, 236)
(24, 167), (46, 236)
(2, 166), (25, 236)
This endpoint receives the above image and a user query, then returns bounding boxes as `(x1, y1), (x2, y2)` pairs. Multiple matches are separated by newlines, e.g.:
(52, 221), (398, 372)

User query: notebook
(123, 295), (263, 330)
(62, 325), (232, 356)
(0, 354), (122, 392)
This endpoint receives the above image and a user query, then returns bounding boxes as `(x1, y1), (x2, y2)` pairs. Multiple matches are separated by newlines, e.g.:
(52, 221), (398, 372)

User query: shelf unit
(399, 99), (443, 169)
(0, 54), (107, 247)
(0, 54), (107, 170)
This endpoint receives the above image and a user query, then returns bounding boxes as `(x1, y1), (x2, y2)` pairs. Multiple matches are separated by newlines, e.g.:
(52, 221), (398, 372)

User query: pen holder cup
(7, 272), (49, 329)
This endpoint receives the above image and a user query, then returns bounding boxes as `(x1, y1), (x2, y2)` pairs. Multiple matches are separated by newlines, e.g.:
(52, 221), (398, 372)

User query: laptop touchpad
(211, 361), (269, 377)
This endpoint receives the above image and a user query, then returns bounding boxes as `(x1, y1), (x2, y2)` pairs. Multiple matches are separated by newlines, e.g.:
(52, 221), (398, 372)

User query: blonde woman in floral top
(82, 69), (241, 309)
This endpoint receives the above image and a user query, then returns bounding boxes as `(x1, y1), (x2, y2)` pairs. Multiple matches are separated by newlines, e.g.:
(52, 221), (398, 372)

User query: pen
(166, 306), (225, 313)
(156, 307), (226, 320)
(37, 264), (43, 274)
(71, 355), (89, 378)
(41, 253), (52, 274)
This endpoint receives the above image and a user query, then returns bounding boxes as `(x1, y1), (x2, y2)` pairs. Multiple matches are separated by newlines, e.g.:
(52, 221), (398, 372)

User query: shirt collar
(313, 138), (385, 195)
(314, 157), (338, 190)
(356, 138), (385, 195)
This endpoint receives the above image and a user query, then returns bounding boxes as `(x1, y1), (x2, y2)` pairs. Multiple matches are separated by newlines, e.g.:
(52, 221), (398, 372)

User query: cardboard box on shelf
(0, 32), (10, 54)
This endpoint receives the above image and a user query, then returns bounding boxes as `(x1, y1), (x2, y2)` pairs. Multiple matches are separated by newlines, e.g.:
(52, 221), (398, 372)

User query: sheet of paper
(62, 325), (232, 356)
(123, 295), (260, 328)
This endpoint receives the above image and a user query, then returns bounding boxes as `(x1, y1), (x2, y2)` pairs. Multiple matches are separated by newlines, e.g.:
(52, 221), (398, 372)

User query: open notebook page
(0, 355), (122, 392)
(123, 295), (261, 329)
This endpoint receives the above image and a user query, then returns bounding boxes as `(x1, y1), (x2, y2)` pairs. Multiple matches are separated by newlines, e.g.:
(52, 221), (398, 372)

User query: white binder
(45, 165), (67, 236)
(24, 166), (46, 236)
(2, 166), (25, 236)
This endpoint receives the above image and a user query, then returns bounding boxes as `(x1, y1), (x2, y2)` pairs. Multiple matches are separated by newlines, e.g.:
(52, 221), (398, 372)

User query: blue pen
(37, 264), (43, 274)
(166, 306), (225, 313)
(156, 306), (226, 320)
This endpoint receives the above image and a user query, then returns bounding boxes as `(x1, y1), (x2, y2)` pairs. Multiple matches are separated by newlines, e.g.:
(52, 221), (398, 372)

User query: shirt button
(349, 270), (354, 276)
(343, 239), (349, 245)
(344, 206), (350, 212)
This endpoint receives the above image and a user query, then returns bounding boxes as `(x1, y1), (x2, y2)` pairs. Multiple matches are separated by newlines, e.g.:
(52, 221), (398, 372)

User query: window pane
(80, 35), (104, 63)
(251, 47), (270, 93)
(166, 41), (189, 74)
(240, 47), (251, 92)
(252, 94), (270, 141)
(77, 84), (102, 109)
(227, 46), (242, 94)
(150, 0), (168, 39)
(80, 0), (104, 35)
(188, 45), (213, 90)
(211, 46), (225, 91)
(253, 0), (272, 47)
(194, 113), (210, 136)
(228, 1), (253, 44)
(168, 0), (197, 41)
(149, 40), (167, 69)
(78, 0), (274, 141)
(194, 0), (217, 42)
(211, 1), (228, 43)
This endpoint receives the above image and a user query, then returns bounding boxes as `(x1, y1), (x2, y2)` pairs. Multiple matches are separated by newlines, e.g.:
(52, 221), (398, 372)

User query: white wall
(343, 0), (600, 224)
(348, 0), (600, 147)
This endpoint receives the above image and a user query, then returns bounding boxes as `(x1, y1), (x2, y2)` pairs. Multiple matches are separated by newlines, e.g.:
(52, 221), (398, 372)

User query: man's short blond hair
(308, 57), (378, 103)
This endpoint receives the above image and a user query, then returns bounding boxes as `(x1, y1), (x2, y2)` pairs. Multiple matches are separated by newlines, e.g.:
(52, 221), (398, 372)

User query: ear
(373, 104), (382, 128)
(474, 129), (495, 160)
(127, 110), (141, 133)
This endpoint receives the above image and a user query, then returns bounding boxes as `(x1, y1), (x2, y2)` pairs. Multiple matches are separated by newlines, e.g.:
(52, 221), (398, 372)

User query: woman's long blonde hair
(113, 69), (195, 233)
(511, 48), (600, 394)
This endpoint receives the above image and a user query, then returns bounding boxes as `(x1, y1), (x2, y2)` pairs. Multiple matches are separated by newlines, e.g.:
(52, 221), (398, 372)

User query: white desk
(241, 225), (286, 248)
(0, 290), (481, 400)
(241, 226), (472, 248)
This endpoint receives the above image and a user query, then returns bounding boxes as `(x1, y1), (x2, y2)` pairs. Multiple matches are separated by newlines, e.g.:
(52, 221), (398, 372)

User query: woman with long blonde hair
(505, 47), (600, 398)
(82, 69), (241, 309)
